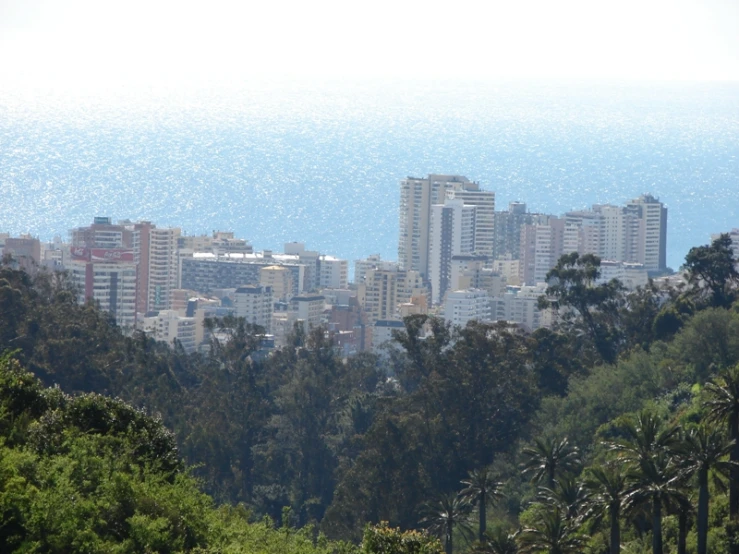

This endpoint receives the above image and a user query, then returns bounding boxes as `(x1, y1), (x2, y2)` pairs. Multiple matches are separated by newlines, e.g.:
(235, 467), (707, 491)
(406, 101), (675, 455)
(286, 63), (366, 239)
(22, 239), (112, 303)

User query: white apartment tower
(446, 184), (495, 257)
(625, 194), (667, 271)
(428, 199), (476, 304)
(398, 174), (473, 279)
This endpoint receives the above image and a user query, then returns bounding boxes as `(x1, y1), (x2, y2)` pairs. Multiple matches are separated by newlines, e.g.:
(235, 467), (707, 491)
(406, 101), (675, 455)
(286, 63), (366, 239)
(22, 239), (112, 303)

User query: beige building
(260, 265), (294, 302)
(519, 217), (565, 285)
(290, 295), (325, 331)
(133, 223), (181, 313)
(358, 268), (427, 324)
(450, 255), (506, 298)
(353, 254), (400, 284)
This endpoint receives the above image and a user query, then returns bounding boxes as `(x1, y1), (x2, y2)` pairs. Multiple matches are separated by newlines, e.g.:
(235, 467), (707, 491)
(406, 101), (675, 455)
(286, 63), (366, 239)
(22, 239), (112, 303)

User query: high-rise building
(133, 222), (181, 314)
(141, 310), (197, 353)
(563, 210), (602, 256)
(428, 199), (476, 304)
(69, 216), (133, 249)
(519, 217), (565, 285)
(446, 184), (495, 257)
(67, 250), (138, 328)
(398, 174), (473, 279)
(493, 202), (531, 260)
(711, 229), (739, 262)
(625, 194), (667, 271)
(450, 255), (506, 298)
(68, 218), (138, 327)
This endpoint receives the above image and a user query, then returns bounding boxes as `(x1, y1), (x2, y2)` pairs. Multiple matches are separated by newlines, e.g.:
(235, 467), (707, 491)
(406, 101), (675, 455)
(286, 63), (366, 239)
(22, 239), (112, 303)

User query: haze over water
(1, 79), (737, 270)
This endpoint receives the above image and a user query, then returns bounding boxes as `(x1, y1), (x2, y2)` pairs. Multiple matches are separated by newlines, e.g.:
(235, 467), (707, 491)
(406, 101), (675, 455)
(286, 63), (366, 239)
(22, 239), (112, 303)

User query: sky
(0, 0), (738, 95)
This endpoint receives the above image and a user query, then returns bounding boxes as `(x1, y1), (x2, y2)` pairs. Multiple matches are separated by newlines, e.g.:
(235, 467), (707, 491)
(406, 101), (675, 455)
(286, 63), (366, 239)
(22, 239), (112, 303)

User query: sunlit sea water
(0, 79), (737, 270)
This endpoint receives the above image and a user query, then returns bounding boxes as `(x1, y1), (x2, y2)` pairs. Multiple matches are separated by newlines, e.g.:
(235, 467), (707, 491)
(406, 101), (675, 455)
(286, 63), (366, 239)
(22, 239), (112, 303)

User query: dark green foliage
(540, 252), (625, 365)
(684, 233), (739, 308)
(420, 494), (473, 554)
(360, 522), (442, 554)
(521, 438), (581, 490)
(460, 468), (503, 542)
(517, 507), (585, 554)
(0, 355), (355, 554)
(4, 235), (739, 553)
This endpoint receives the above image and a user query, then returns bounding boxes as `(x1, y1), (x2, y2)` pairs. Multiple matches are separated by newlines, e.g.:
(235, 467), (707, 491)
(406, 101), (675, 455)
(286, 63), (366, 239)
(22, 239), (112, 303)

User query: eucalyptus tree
(460, 467), (504, 542)
(522, 437), (581, 490)
(538, 252), (625, 364)
(683, 233), (739, 308)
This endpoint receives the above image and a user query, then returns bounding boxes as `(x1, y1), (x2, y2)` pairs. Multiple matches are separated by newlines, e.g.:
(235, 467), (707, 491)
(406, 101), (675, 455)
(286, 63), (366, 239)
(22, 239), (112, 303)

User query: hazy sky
(1, 0), (738, 94)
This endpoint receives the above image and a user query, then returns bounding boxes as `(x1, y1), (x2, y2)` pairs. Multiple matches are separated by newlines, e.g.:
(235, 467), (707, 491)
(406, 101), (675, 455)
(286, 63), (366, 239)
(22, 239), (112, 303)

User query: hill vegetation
(1, 233), (738, 553)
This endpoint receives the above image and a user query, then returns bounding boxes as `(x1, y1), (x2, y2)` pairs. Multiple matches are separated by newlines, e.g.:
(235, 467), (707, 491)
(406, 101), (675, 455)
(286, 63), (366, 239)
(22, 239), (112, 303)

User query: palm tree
(460, 467), (504, 542)
(517, 507), (585, 554)
(583, 465), (627, 554)
(535, 475), (589, 523)
(607, 410), (680, 465)
(703, 364), (739, 527)
(471, 526), (518, 554)
(420, 494), (473, 554)
(624, 450), (691, 554)
(607, 411), (685, 554)
(522, 437), (581, 489)
(675, 425), (737, 554)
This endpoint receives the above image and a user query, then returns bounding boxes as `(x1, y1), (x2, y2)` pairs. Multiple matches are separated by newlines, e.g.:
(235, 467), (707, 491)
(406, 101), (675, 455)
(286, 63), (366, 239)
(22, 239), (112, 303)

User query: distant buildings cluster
(1, 173), (680, 355)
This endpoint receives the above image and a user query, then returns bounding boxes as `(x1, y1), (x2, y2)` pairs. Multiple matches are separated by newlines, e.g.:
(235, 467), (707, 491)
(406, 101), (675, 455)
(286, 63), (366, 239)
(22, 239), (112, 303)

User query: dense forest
(1, 234), (739, 553)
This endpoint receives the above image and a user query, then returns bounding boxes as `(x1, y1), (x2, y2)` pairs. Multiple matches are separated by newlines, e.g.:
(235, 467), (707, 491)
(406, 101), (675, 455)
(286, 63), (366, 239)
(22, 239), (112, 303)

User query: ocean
(0, 79), (737, 270)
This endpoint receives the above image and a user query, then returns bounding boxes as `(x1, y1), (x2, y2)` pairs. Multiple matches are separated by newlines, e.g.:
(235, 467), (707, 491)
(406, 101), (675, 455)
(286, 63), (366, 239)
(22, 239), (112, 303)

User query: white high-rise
(446, 184), (495, 257)
(625, 194), (667, 271)
(428, 199), (476, 304)
(398, 174), (473, 279)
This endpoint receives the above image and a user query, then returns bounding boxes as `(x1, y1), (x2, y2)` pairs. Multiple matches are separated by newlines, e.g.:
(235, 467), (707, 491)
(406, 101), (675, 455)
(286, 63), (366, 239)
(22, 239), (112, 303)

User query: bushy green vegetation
(1, 233), (739, 553)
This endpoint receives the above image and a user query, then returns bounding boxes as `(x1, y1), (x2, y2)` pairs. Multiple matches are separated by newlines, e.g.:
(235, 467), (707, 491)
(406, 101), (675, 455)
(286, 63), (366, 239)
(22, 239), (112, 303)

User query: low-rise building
(444, 289), (492, 328)
(234, 285), (273, 332)
(141, 310), (197, 353)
